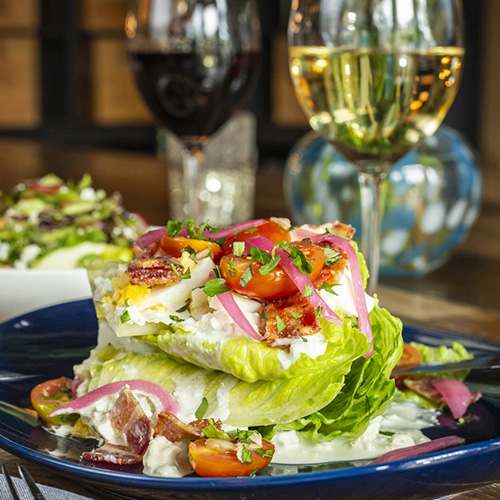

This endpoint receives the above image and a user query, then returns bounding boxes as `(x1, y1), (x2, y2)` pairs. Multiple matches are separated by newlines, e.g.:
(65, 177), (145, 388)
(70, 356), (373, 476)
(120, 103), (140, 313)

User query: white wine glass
(288, 0), (464, 293)
(126, 0), (261, 222)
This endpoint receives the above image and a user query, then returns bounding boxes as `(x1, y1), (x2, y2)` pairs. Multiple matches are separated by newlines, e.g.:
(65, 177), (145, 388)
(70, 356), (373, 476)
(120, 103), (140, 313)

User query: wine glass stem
(181, 137), (207, 222)
(358, 166), (388, 295)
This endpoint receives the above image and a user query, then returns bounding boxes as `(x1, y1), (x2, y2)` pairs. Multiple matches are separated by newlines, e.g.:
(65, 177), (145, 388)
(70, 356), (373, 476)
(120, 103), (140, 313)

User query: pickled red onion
(180, 219), (267, 239)
(48, 380), (179, 418)
(304, 233), (373, 357)
(134, 228), (170, 252)
(134, 219), (268, 251)
(432, 378), (472, 419)
(245, 236), (343, 327)
(208, 272), (264, 341)
(370, 435), (465, 464)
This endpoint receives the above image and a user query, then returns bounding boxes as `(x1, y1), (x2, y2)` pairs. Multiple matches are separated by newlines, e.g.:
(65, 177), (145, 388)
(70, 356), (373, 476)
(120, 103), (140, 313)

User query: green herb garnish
(204, 278), (231, 297)
(120, 310), (131, 323)
(195, 397), (209, 420)
(167, 220), (184, 237)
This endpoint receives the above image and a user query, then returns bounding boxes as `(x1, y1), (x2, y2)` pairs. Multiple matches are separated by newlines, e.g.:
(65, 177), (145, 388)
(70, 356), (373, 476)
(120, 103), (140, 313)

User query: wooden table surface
(1, 138), (500, 499)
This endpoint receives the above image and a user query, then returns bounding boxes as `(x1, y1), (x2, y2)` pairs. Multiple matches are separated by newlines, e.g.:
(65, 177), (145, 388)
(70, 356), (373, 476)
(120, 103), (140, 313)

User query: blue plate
(0, 299), (499, 500)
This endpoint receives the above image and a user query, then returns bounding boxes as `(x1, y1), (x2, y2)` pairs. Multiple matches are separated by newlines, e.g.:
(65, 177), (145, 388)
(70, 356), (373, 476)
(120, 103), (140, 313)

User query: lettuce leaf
(140, 317), (369, 383)
(257, 306), (403, 441)
(86, 341), (363, 428)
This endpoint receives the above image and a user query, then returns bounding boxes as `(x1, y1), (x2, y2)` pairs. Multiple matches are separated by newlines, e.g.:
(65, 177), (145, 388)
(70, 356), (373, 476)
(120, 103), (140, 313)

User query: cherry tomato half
(30, 377), (75, 425)
(221, 219), (291, 256)
(220, 241), (325, 300)
(188, 437), (275, 478)
(393, 343), (422, 373)
(160, 236), (222, 260)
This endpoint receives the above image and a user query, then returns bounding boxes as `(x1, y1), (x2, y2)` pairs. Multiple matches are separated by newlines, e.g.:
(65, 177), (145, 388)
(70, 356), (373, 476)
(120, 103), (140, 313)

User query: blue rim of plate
(0, 299), (500, 495)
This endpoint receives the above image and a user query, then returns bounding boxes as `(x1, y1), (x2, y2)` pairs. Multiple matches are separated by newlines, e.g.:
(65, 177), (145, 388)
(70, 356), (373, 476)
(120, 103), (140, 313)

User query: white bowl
(0, 269), (92, 323)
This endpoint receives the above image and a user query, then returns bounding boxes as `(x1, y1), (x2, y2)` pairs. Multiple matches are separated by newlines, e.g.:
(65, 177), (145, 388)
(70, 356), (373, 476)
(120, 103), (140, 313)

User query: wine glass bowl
(126, 0), (261, 221)
(288, 0), (464, 292)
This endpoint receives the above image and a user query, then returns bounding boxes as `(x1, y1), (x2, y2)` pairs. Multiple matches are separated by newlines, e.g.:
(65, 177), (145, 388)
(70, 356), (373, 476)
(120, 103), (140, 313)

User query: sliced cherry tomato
(189, 437), (275, 477)
(221, 219), (291, 256)
(160, 236), (222, 260)
(30, 377), (76, 425)
(393, 343), (422, 373)
(220, 241), (325, 300)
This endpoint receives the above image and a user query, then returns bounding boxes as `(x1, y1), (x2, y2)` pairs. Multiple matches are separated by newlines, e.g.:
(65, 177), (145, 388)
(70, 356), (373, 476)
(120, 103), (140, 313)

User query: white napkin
(0, 473), (94, 500)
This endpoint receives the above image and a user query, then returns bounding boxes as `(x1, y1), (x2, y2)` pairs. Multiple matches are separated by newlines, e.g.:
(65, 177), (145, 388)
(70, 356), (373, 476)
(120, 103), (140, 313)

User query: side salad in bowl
(29, 217), (478, 478)
(0, 174), (147, 268)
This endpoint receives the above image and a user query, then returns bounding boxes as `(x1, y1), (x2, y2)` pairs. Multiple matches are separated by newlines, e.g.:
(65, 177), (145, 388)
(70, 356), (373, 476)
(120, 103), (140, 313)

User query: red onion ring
(245, 236), (343, 326)
(370, 435), (465, 465)
(180, 219), (267, 239)
(134, 219), (268, 252)
(208, 272), (264, 341)
(48, 380), (179, 418)
(432, 378), (473, 419)
(302, 232), (373, 357)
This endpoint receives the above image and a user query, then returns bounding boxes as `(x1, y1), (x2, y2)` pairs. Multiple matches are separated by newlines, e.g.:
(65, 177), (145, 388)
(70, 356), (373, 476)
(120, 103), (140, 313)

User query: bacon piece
(403, 378), (444, 405)
(109, 386), (151, 456)
(262, 294), (321, 348)
(313, 255), (348, 287)
(154, 412), (223, 442)
(126, 256), (183, 286)
(81, 443), (142, 465)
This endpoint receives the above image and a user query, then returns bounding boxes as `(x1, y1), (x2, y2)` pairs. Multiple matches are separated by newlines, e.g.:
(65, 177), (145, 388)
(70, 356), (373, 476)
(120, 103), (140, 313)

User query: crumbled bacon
(262, 294), (322, 347)
(312, 255), (348, 287)
(126, 256), (183, 286)
(81, 443), (142, 465)
(154, 411), (222, 442)
(109, 386), (151, 456)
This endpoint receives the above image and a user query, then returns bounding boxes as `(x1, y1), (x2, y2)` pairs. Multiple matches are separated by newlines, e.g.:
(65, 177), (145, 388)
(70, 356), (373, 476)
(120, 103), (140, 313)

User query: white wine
(289, 46), (464, 163)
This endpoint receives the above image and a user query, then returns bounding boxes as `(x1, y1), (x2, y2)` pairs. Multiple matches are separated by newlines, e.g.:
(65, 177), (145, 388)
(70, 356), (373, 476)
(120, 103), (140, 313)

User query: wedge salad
(0, 174), (147, 268)
(30, 218), (479, 477)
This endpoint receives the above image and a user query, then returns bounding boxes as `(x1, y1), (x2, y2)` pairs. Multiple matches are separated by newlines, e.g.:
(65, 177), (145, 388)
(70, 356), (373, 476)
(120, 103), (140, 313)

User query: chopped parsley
(314, 306), (323, 320)
(203, 278), (231, 297)
(255, 448), (275, 458)
(195, 397), (209, 420)
(258, 254), (281, 276)
(275, 315), (286, 334)
(302, 285), (313, 297)
(182, 245), (197, 259)
(250, 247), (272, 265)
(240, 446), (253, 464)
(168, 261), (191, 280)
(240, 265), (254, 288)
(120, 309), (131, 323)
(318, 283), (340, 296)
(167, 220), (184, 237)
(202, 420), (230, 440)
(290, 311), (303, 319)
(176, 302), (190, 313)
(233, 241), (246, 257)
(323, 247), (342, 266)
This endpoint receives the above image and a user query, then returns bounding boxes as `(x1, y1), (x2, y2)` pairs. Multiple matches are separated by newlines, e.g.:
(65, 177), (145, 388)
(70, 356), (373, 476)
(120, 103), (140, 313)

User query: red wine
(129, 49), (259, 137)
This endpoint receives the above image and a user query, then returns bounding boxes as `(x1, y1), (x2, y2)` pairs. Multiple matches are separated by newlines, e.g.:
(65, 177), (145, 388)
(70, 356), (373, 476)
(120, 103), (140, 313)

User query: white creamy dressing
(271, 400), (438, 464)
(142, 436), (192, 477)
(277, 333), (328, 370)
(319, 269), (376, 317)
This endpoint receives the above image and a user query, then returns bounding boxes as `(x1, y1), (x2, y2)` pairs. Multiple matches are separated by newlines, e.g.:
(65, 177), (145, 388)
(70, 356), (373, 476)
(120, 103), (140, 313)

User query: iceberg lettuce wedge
(139, 316), (369, 383)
